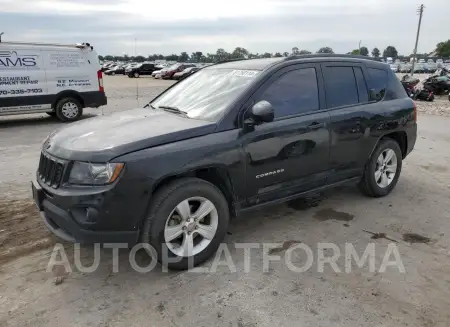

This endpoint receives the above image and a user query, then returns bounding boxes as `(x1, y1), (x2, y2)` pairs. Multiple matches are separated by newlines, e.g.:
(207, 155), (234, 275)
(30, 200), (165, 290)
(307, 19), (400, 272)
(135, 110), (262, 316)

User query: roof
(209, 54), (385, 71)
(208, 58), (285, 71)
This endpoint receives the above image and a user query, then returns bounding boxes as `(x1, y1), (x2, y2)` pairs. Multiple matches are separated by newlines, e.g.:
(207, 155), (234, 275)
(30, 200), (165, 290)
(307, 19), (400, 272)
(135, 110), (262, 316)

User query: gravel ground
(1, 75), (450, 327)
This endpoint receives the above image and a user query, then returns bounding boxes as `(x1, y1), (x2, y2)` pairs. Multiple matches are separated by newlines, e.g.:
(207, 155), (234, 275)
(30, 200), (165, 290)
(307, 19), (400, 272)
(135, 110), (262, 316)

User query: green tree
(351, 49), (360, 55)
(274, 52), (283, 57)
(371, 47), (380, 58)
(135, 55), (146, 62)
(298, 50), (312, 55)
(435, 40), (450, 57)
(317, 47), (334, 54)
(359, 47), (369, 56)
(231, 47), (249, 59)
(283, 51), (289, 57)
(179, 52), (189, 62)
(216, 48), (228, 61)
(103, 55), (113, 61)
(383, 46), (398, 58)
(261, 52), (272, 58)
(292, 47), (299, 55)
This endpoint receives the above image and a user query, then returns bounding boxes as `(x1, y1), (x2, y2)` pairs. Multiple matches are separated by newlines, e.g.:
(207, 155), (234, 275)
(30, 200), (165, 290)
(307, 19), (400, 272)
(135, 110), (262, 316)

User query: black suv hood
(46, 108), (216, 162)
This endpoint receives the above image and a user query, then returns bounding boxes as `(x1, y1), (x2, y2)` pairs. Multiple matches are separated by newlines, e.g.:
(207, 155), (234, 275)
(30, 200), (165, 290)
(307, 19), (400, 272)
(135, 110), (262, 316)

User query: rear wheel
(134, 72), (140, 78)
(359, 139), (402, 197)
(141, 178), (230, 270)
(55, 97), (83, 122)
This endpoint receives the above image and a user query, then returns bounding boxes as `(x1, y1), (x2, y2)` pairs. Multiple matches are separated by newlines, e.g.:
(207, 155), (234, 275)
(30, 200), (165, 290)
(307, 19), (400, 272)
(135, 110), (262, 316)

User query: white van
(0, 41), (106, 122)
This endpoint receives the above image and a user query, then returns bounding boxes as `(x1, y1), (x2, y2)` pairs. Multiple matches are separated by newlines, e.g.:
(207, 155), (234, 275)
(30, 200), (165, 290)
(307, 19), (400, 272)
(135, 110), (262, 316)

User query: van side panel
(0, 46), (52, 113)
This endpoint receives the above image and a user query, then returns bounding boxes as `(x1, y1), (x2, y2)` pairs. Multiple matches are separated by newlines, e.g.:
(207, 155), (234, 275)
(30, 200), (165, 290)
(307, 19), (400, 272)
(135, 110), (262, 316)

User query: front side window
(323, 66), (359, 108)
(256, 68), (319, 119)
(151, 68), (259, 122)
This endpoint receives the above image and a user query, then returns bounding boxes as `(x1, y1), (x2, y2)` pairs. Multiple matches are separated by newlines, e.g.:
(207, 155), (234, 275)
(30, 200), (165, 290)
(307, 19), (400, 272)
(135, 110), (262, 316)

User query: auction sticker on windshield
(227, 70), (259, 77)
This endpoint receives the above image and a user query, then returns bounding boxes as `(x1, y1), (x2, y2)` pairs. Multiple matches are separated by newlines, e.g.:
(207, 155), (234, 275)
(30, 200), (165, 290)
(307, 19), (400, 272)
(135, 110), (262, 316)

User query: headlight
(68, 162), (124, 185)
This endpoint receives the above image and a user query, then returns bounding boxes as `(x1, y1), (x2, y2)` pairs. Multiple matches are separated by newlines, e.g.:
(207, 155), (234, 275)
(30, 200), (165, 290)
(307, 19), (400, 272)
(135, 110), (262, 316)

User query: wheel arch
(52, 90), (85, 109)
(150, 166), (237, 219)
(370, 131), (408, 159)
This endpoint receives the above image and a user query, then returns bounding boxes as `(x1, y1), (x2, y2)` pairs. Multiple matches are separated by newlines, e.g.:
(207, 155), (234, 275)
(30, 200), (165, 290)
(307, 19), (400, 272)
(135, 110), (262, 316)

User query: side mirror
(248, 100), (274, 125)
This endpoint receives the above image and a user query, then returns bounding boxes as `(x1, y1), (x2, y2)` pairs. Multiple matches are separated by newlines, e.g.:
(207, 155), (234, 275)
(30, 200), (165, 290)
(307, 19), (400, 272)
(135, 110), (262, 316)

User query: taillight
(97, 70), (104, 92)
(413, 101), (417, 122)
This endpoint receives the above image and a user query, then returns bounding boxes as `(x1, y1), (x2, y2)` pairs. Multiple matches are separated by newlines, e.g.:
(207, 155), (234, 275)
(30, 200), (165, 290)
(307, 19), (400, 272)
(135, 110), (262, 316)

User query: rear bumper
(81, 91), (107, 108)
(405, 123), (417, 157)
(32, 179), (139, 244)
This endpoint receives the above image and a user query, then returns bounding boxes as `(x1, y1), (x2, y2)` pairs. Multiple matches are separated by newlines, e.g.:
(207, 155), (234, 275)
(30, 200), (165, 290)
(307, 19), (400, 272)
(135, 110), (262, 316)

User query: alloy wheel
(164, 197), (218, 257)
(375, 149), (398, 188)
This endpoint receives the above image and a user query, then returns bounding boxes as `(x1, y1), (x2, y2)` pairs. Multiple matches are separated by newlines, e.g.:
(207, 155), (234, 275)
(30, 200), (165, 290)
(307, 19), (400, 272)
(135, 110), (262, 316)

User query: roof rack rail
(0, 41), (94, 50)
(285, 54), (379, 62)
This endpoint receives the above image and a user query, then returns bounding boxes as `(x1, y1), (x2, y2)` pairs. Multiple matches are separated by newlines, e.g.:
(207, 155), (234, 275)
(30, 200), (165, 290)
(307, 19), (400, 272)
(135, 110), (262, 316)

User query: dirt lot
(1, 75), (450, 327)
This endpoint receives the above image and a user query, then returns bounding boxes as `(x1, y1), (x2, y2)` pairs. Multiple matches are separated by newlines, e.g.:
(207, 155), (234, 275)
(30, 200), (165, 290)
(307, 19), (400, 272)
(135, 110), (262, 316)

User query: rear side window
(257, 68), (319, 118)
(323, 67), (358, 108)
(353, 67), (369, 103)
(367, 68), (388, 101)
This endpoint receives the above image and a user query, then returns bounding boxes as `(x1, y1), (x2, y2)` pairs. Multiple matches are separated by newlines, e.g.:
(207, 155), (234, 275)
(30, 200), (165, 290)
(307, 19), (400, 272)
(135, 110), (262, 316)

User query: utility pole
(411, 4), (424, 76)
(358, 40), (361, 53)
(0, 32), (4, 43)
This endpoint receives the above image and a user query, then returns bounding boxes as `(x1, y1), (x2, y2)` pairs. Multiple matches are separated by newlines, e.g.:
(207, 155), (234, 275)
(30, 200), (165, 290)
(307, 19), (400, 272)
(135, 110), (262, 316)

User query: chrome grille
(38, 152), (65, 188)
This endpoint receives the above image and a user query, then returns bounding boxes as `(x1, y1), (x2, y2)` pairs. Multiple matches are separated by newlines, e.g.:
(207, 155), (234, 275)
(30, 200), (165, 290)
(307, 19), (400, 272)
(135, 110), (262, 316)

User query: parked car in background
(389, 64), (399, 73)
(161, 63), (197, 79)
(105, 65), (125, 76)
(399, 63), (412, 73)
(127, 63), (159, 78)
(153, 68), (169, 79)
(173, 66), (200, 80)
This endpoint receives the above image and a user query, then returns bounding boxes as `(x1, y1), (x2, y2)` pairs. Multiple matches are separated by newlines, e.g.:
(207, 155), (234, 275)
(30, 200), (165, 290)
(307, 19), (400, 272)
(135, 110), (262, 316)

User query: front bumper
(32, 179), (139, 244)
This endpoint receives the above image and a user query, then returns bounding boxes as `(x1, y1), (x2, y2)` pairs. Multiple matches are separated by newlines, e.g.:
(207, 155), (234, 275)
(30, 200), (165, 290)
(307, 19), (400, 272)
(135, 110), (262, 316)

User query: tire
(141, 178), (230, 270)
(55, 97), (83, 122)
(134, 72), (140, 78)
(111, 72), (116, 76)
(128, 74), (133, 78)
(46, 112), (56, 117)
(358, 138), (402, 197)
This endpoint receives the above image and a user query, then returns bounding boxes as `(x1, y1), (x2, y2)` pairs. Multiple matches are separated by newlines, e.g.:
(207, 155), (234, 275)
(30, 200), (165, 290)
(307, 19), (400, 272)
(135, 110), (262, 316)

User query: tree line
(99, 40), (450, 63)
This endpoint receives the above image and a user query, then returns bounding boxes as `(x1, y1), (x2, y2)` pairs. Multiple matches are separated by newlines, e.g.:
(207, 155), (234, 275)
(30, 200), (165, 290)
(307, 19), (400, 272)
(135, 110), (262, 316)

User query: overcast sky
(1, 0), (449, 56)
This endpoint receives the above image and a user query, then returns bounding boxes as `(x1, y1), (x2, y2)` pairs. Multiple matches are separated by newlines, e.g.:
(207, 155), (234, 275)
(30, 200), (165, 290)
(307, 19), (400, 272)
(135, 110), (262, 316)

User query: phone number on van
(0, 89), (43, 95)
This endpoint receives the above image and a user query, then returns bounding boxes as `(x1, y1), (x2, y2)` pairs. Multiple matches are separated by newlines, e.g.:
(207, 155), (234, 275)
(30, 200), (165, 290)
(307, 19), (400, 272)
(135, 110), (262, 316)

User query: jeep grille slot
(38, 152), (65, 188)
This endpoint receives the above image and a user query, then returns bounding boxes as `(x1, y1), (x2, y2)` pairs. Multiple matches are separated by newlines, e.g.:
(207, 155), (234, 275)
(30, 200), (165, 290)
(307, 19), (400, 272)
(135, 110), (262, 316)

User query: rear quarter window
(367, 68), (388, 101)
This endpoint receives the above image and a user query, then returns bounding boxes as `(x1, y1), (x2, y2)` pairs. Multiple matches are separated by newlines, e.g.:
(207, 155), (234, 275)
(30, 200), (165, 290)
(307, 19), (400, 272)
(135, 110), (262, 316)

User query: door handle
(307, 122), (325, 130)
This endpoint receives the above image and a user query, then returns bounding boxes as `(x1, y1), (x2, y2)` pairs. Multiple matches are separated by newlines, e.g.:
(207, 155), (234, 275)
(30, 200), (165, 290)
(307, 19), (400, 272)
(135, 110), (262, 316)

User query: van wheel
(141, 178), (230, 270)
(55, 97), (83, 122)
(358, 139), (402, 197)
(134, 72), (140, 78)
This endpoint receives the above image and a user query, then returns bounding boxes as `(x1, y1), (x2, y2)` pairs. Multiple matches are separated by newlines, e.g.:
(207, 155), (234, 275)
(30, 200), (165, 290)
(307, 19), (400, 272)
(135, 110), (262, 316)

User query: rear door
(241, 64), (331, 205)
(321, 62), (385, 182)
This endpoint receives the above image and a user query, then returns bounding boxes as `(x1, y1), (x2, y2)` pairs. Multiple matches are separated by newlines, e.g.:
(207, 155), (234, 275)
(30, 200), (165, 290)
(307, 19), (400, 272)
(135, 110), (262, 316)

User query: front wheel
(134, 72), (140, 78)
(359, 139), (402, 197)
(141, 178), (230, 270)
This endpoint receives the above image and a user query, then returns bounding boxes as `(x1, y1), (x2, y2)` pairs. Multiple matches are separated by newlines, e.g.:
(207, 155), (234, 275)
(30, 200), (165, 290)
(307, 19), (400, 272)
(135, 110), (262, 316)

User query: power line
(411, 4), (425, 76)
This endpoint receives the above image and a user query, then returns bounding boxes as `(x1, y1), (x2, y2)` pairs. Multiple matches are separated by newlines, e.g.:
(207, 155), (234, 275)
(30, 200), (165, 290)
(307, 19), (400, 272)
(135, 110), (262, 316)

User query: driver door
(239, 64), (331, 206)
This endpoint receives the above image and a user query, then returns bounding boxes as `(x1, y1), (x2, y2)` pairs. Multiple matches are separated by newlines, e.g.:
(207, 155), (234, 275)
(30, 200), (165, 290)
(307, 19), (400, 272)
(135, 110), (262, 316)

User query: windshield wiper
(143, 103), (156, 109)
(158, 106), (189, 117)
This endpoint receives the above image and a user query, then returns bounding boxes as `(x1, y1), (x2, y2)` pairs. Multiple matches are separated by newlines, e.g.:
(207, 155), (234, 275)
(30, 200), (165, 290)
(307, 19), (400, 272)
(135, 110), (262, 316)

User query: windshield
(151, 68), (259, 122)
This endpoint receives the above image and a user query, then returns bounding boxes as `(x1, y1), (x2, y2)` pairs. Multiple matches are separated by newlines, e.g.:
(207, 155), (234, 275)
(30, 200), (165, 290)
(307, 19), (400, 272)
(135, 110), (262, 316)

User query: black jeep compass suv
(32, 55), (417, 270)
